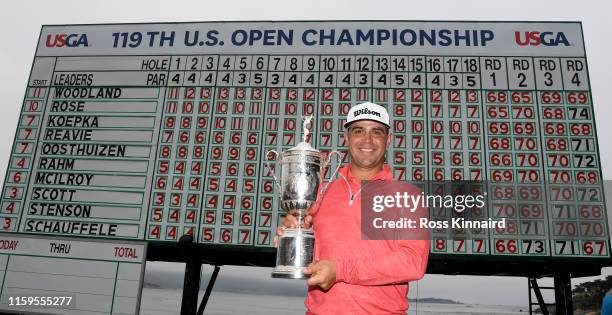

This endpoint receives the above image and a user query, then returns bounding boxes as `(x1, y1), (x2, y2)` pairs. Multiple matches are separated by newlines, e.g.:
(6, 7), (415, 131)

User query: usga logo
(45, 33), (89, 48)
(515, 31), (570, 47)
(354, 108), (381, 117)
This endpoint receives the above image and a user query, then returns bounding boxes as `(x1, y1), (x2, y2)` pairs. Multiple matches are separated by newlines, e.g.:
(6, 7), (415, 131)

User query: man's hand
(273, 212), (312, 247)
(304, 260), (337, 291)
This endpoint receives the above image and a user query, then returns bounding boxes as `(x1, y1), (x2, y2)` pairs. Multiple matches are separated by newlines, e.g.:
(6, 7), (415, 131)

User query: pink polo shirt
(305, 164), (429, 315)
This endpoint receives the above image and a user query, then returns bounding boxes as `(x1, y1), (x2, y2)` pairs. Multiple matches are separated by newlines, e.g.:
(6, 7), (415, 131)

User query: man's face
(344, 120), (392, 170)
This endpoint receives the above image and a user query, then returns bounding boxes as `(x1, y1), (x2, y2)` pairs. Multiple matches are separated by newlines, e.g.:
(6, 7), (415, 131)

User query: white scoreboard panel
(0, 21), (608, 259)
(0, 234), (146, 315)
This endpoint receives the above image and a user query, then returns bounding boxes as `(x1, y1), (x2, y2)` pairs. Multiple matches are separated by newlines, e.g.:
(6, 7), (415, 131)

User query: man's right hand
(273, 212), (312, 247)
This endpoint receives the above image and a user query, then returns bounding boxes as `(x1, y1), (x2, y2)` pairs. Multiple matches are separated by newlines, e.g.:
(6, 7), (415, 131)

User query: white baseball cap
(343, 102), (390, 128)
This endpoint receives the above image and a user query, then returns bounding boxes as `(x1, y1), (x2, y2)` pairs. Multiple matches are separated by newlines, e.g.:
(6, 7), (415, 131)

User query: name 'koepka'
(47, 115), (98, 127)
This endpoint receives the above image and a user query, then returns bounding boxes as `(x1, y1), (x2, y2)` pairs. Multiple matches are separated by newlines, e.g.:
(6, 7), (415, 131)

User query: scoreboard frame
(1, 20), (610, 276)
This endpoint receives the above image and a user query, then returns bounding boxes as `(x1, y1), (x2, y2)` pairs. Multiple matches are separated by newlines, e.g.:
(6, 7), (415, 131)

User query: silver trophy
(266, 116), (341, 279)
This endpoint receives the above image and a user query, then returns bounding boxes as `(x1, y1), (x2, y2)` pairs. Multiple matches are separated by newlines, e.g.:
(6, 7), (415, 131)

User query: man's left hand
(304, 260), (337, 290)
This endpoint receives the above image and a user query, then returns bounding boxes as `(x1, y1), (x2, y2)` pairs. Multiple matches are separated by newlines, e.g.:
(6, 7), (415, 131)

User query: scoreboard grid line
(140, 61), (171, 242)
(0, 256), (9, 298)
(189, 54), (221, 244)
(578, 21), (612, 255)
(529, 55), (553, 257)
(13, 58), (59, 231)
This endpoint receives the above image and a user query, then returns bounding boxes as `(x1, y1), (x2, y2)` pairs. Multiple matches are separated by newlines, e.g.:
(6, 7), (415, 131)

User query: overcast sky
(1, 0), (611, 308)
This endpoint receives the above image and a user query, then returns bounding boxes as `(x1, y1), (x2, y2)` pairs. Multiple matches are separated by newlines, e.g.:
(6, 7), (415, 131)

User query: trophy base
(271, 266), (310, 279)
(271, 228), (314, 280)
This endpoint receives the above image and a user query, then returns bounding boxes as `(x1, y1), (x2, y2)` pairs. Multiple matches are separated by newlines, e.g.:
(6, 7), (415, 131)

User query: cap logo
(354, 108), (381, 117)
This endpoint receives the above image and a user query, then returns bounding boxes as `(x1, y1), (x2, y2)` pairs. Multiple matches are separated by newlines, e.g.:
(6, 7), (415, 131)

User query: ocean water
(140, 288), (526, 315)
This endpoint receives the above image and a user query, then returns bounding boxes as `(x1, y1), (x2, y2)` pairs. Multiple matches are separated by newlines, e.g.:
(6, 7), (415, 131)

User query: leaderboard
(0, 21), (608, 258)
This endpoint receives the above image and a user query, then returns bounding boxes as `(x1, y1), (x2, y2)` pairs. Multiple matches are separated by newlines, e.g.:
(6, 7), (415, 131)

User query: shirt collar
(339, 164), (393, 184)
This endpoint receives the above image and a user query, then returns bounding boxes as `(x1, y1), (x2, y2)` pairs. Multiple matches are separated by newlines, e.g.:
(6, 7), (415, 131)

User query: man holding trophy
(273, 102), (430, 314)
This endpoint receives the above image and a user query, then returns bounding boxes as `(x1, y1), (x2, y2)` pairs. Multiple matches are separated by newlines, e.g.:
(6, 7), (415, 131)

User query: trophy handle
(321, 150), (342, 195)
(265, 150), (283, 192)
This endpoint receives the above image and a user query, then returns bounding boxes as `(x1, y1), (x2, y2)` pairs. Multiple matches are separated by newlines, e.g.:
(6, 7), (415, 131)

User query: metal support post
(554, 272), (573, 315)
(529, 277), (550, 315)
(197, 265), (221, 315)
(179, 235), (202, 315)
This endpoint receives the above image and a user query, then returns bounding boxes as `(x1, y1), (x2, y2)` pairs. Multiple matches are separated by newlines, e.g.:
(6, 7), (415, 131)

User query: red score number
(488, 122), (510, 135)
(513, 122), (535, 135)
(489, 137), (511, 150)
(495, 239), (518, 253)
(487, 91), (507, 103)
(541, 91), (562, 103)
(435, 239), (446, 251)
(570, 123), (591, 136)
(583, 241), (606, 255)
(543, 107), (565, 119)
(512, 106), (534, 119)
(511, 91), (532, 103)
(546, 138), (567, 151)
(579, 206), (602, 219)
(575, 171), (598, 184)
(567, 92), (589, 104)
(520, 205), (543, 218)
(490, 153), (512, 167)
(487, 105), (508, 118)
